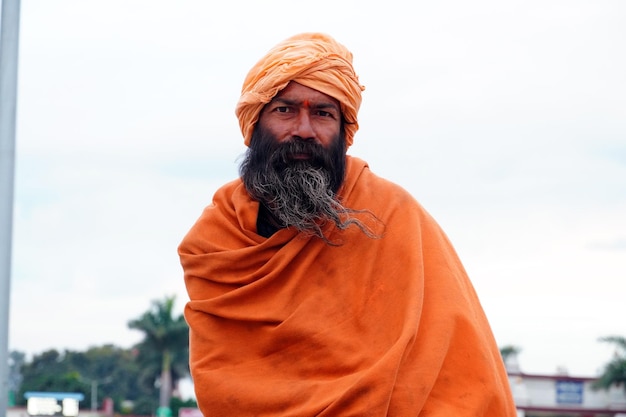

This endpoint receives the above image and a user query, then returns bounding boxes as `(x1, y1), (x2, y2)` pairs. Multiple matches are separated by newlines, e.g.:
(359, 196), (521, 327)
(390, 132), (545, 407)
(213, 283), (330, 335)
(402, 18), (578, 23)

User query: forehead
(272, 82), (340, 108)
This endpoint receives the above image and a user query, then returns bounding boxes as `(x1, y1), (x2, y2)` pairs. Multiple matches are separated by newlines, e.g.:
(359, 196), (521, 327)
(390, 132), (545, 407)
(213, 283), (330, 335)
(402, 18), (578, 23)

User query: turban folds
(235, 33), (365, 147)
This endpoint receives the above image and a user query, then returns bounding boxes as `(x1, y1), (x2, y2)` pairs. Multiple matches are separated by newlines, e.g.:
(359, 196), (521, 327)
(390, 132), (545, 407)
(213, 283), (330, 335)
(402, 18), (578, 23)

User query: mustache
(270, 140), (331, 169)
(240, 124), (348, 195)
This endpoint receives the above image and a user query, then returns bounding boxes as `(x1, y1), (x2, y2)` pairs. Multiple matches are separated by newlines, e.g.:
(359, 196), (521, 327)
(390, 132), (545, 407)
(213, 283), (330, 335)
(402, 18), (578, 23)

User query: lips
(289, 152), (312, 161)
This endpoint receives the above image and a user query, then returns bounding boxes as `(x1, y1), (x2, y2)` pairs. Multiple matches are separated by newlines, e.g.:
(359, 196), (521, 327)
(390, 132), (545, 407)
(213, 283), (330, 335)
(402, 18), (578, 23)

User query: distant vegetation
(9, 295), (196, 416)
(9, 296), (626, 414)
(499, 345), (521, 363)
(593, 335), (626, 392)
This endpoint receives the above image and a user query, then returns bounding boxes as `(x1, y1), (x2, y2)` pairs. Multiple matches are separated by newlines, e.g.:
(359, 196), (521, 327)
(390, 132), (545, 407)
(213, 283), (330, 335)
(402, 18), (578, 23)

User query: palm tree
(593, 335), (626, 392)
(128, 295), (190, 409)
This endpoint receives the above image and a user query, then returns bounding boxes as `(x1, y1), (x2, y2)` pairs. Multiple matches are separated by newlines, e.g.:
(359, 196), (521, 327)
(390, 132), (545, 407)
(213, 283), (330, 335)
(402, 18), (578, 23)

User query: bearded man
(179, 33), (517, 416)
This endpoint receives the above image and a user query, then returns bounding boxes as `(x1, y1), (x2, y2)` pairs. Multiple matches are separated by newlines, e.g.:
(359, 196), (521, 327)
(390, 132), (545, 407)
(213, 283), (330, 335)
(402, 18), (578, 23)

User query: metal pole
(0, 0), (21, 416)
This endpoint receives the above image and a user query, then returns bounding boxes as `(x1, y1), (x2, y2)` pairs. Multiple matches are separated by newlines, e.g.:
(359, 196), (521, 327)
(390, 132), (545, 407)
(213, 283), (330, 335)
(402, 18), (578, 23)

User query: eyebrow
(271, 97), (340, 112)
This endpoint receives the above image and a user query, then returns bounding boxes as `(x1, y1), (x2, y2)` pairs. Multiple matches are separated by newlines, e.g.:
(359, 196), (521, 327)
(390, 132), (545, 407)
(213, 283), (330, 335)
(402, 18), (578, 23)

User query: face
(258, 82), (342, 149)
(239, 83), (376, 241)
(239, 85), (347, 239)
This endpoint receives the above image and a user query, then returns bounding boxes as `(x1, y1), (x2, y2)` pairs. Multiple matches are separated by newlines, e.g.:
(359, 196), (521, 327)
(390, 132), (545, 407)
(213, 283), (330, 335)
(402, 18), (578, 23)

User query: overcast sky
(6, 0), (626, 386)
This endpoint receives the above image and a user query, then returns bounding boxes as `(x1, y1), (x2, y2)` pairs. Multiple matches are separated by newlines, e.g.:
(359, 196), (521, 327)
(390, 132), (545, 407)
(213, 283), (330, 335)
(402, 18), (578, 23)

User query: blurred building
(6, 358), (626, 417)
(506, 354), (626, 417)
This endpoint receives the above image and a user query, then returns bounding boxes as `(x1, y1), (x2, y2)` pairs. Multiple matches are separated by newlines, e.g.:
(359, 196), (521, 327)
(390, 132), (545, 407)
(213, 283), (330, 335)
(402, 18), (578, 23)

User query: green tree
(64, 345), (153, 413)
(594, 335), (626, 392)
(17, 346), (155, 414)
(17, 349), (86, 404)
(128, 295), (190, 410)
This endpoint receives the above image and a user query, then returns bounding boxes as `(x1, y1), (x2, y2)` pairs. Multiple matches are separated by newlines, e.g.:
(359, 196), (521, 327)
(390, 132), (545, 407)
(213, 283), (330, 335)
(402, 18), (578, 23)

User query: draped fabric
(179, 156), (517, 416)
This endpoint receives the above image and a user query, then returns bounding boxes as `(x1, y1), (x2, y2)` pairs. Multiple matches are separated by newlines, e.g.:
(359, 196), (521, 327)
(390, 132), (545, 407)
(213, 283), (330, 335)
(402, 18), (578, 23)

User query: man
(179, 32), (517, 416)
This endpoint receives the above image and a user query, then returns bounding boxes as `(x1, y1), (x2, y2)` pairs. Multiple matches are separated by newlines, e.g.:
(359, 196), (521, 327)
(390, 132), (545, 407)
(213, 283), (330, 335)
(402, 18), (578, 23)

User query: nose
(291, 112), (316, 141)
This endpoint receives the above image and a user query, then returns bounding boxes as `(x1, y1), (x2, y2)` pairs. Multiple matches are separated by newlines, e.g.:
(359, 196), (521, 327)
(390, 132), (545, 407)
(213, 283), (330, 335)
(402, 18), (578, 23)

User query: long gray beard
(246, 160), (350, 239)
(240, 128), (381, 242)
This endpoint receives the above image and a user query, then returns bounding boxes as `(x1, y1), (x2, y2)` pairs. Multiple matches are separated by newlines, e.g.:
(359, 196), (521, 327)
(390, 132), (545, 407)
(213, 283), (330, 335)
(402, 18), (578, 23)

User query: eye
(316, 110), (333, 118)
(274, 106), (292, 113)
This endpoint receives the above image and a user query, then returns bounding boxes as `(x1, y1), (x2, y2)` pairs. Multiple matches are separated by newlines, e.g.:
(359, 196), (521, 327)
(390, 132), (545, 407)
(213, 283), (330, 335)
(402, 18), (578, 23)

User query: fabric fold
(179, 156), (516, 416)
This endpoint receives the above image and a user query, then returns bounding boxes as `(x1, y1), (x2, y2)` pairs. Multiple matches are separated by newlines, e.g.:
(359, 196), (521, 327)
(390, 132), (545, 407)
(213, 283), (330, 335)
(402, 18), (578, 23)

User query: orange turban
(235, 33), (365, 147)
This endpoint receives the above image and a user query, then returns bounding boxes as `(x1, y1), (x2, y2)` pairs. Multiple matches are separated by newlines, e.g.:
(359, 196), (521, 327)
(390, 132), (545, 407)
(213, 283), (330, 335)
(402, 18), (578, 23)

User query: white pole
(0, 0), (21, 415)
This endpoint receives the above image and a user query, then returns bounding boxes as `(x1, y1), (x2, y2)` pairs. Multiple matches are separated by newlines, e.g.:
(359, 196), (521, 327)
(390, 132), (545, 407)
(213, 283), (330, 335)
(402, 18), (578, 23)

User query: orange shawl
(179, 156), (516, 416)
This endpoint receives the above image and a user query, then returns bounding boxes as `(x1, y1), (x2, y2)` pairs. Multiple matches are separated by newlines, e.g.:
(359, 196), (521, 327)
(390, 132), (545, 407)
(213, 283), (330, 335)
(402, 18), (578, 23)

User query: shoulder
(343, 156), (425, 213)
(342, 156), (452, 244)
(179, 178), (261, 254)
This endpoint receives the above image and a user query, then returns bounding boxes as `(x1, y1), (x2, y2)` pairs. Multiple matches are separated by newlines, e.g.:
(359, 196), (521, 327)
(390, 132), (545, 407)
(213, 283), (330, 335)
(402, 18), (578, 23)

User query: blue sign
(555, 380), (583, 404)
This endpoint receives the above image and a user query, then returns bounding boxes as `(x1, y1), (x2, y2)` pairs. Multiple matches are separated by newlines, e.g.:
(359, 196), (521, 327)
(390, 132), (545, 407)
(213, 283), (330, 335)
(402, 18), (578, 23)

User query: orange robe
(179, 156), (517, 416)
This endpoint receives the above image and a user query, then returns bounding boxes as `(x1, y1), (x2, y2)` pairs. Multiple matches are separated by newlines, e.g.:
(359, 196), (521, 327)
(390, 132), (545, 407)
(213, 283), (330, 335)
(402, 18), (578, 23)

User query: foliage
(593, 335), (626, 392)
(499, 345), (521, 362)
(18, 350), (83, 397)
(170, 397), (199, 417)
(128, 295), (190, 408)
(16, 346), (155, 414)
(14, 295), (191, 415)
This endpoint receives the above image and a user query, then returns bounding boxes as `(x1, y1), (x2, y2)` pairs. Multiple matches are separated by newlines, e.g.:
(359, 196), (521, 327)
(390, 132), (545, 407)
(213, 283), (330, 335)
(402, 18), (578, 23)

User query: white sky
(6, 0), (626, 382)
